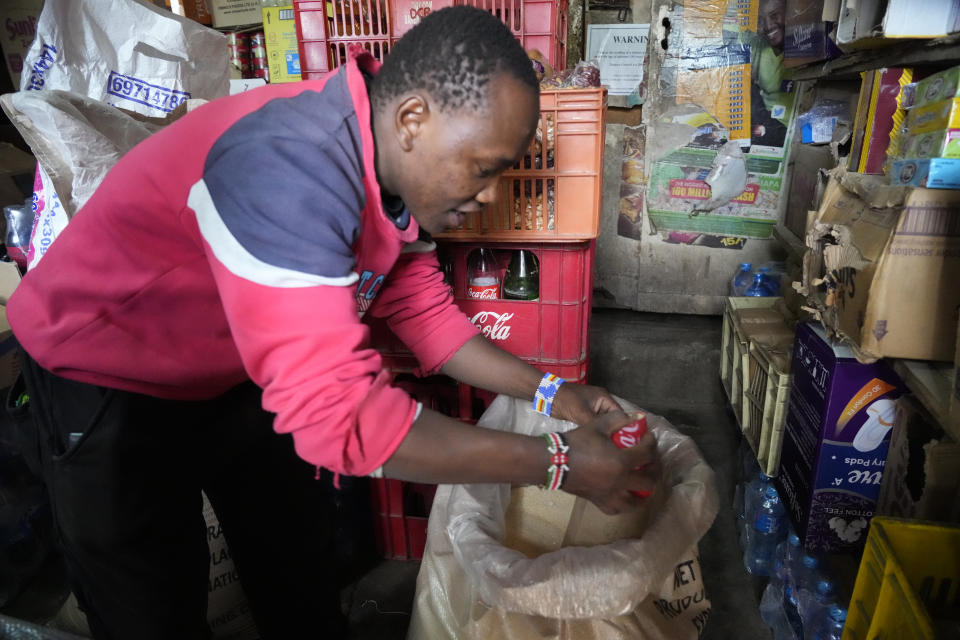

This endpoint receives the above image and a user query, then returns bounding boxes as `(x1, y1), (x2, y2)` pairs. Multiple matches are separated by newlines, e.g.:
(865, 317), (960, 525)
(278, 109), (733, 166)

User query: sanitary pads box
(776, 322), (904, 554)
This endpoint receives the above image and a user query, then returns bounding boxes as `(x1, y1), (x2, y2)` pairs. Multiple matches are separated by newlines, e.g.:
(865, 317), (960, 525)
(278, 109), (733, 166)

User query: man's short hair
(371, 6), (539, 113)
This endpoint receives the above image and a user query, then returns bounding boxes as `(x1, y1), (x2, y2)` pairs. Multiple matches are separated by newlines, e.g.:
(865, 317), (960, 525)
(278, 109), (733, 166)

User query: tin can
(251, 31), (267, 60)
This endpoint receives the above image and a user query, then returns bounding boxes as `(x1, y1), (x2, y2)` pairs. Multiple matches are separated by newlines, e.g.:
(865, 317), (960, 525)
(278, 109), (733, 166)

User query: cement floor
(1, 309), (771, 640)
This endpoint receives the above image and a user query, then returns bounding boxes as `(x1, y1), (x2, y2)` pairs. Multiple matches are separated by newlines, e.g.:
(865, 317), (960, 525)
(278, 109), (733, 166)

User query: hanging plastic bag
(21, 0), (229, 117)
(408, 395), (719, 640)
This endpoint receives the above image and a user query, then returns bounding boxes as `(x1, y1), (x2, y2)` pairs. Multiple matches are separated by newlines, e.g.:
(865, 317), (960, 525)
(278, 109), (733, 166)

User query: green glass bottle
(502, 250), (539, 301)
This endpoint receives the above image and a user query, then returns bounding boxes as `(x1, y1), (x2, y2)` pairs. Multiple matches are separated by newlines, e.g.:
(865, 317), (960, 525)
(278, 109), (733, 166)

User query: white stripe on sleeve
(188, 179), (360, 288)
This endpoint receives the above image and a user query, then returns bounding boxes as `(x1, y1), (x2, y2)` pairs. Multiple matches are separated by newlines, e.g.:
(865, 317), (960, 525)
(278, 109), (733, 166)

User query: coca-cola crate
(434, 88), (605, 242)
(370, 241), (593, 364)
(369, 478), (435, 560)
(294, 0), (568, 79)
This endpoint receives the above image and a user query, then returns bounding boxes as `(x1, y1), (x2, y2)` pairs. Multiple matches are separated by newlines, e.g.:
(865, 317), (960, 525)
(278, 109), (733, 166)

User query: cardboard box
(846, 68), (912, 174)
(890, 158), (960, 189)
(0, 0), (42, 89)
(776, 321), (904, 554)
(837, 0), (960, 48)
(907, 97), (960, 136)
(803, 174), (960, 362)
(168, 0), (213, 25)
(912, 66), (960, 110)
(262, 6), (301, 83)
(876, 396), (960, 523)
(895, 128), (960, 161)
(210, 0), (261, 28)
(783, 0), (841, 68)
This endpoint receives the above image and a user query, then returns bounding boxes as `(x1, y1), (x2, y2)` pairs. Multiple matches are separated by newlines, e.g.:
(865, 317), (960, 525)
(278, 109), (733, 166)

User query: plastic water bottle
(776, 532), (803, 581)
(796, 554), (822, 594)
(739, 472), (772, 550)
(804, 579), (837, 639)
(783, 584), (804, 638)
(730, 262), (753, 296)
(745, 272), (773, 297)
(757, 266), (781, 295)
(745, 485), (786, 576)
(811, 605), (846, 640)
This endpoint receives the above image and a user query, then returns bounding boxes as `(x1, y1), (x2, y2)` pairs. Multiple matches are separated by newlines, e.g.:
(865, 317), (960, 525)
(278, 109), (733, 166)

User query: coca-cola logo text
(468, 285), (499, 299)
(470, 311), (513, 341)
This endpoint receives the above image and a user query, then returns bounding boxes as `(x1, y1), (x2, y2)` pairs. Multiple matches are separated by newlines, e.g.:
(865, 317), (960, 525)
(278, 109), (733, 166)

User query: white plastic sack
(21, 0), (229, 117)
(0, 90), (163, 269)
(408, 395), (720, 640)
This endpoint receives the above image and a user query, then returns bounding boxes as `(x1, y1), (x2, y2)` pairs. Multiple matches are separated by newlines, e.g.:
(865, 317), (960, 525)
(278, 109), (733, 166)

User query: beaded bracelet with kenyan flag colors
(541, 432), (570, 491)
(533, 373), (564, 416)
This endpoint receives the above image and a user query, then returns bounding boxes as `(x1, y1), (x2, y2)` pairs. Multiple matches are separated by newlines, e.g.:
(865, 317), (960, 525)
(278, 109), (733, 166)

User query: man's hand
(562, 411), (660, 515)
(551, 383), (621, 426)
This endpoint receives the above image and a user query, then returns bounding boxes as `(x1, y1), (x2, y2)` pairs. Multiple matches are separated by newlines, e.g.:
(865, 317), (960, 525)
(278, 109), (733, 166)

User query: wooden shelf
(891, 359), (957, 440)
(788, 33), (960, 81)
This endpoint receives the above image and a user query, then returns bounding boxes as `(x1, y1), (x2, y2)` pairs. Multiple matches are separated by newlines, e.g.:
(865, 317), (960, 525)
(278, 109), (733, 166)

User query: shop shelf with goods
(845, 517), (960, 640)
(293, 0), (567, 79)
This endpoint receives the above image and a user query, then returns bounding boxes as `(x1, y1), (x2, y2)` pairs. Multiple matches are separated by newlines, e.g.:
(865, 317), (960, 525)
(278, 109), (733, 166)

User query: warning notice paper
(586, 24), (650, 96)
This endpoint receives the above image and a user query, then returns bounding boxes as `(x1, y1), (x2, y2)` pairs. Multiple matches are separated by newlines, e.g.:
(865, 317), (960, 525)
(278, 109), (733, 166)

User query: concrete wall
(593, 123), (783, 315)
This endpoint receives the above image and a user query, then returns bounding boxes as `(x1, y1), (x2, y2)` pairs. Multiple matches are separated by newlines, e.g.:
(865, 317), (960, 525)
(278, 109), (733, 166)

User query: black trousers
(9, 350), (350, 640)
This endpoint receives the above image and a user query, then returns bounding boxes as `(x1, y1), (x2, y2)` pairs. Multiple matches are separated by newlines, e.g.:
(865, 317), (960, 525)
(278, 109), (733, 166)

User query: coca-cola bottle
(467, 247), (500, 299)
(502, 250), (539, 301)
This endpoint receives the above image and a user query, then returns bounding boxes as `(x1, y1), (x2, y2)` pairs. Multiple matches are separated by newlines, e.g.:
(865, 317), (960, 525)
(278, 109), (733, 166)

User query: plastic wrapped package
(408, 395), (719, 640)
(539, 61), (602, 90)
(512, 179), (555, 231)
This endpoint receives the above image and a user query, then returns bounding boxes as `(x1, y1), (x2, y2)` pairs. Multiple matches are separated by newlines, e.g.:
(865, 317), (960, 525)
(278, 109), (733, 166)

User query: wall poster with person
(642, 0), (798, 240)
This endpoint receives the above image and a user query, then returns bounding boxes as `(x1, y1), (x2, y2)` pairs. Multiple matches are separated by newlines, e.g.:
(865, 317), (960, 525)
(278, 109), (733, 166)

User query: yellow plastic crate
(844, 517), (960, 640)
(745, 340), (792, 476)
(720, 297), (783, 427)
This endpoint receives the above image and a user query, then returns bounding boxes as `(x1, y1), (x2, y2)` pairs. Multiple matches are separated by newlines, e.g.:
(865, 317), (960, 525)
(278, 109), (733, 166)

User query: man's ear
(395, 94), (429, 152)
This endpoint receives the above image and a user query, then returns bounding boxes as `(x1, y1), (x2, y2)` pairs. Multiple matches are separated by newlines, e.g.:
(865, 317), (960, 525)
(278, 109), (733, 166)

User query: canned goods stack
(250, 31), (269, 82)
(226, 32), (251, 78)
(227, 30), (272, 81)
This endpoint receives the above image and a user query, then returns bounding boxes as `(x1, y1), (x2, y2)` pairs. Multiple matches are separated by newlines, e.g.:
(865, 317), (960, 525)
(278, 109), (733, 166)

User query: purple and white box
(775, 322), (904, 554)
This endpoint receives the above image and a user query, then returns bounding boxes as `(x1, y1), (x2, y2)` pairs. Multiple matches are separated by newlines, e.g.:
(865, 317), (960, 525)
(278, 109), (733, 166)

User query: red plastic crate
(369, 478), (436, 560)
(369, 240), (594, 365)
(434, 88), (605, 241)
(294, 0), (568, 79)
(294, 0), (393, 78)
(370, 355), (586, 559)
(382, 352), (587, 420)
(456, 0), (567, 72)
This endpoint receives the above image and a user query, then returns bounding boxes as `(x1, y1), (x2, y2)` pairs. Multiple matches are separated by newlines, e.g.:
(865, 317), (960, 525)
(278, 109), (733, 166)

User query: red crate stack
(293, 0), (568, 79)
